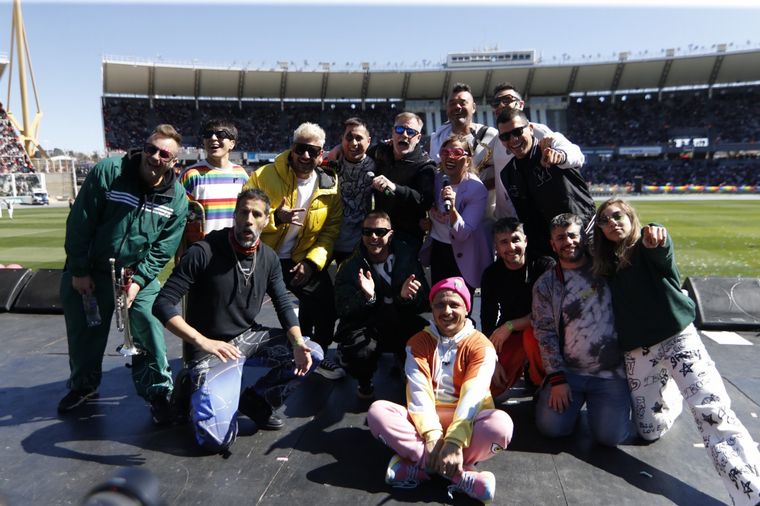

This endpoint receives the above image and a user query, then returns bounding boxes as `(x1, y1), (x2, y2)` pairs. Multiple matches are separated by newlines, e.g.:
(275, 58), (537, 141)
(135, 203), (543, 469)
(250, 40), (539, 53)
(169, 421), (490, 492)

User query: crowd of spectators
(101, 86), (760, 187)
(0, 102), (35, 174)
(585, 157), (760, 187)
(103, 98), (398, 153)
(567, 86), (760, 147)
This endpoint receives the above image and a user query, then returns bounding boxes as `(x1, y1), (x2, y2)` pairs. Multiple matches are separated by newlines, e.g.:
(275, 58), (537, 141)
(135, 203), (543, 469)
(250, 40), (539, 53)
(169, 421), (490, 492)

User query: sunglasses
(498, 125), (529, 142)
(439, 147), (468, 159)
(597, 211), (626, 226)
(202, 129), (235, 140)
(292, 143), (323, 158)
(143, 144), (175, 161)
(393, 125), (420, 137)
(361, 227), (391, 237)
(490, 95), (520, 108)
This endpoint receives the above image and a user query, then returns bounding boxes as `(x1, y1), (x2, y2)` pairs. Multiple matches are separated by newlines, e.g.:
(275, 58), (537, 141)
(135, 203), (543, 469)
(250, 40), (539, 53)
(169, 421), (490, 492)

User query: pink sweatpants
(367, 400), (513, 468)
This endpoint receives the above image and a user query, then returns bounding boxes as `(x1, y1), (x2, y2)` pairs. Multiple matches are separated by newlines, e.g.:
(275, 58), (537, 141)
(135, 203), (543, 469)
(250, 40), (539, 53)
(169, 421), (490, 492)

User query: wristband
(547, 371), (567, 386)
(504, 320), (514, 332)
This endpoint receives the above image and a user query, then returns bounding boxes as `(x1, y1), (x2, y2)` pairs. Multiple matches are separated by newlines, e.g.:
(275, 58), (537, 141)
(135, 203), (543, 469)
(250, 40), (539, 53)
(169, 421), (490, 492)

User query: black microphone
(370, 171), (394, 196)
(442, 174), (452, 212)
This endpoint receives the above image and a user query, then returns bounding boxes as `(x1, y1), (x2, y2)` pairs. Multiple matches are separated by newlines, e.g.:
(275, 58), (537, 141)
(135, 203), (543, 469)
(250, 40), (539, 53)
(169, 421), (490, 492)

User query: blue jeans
(188, 327), (323, 452)
(535, 372), (630, 447)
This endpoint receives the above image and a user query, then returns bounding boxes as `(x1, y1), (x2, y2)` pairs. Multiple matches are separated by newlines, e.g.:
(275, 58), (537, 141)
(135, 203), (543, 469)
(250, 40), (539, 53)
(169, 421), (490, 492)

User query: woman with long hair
(420, 134), (491, 304)
(592, 197), (760, 506)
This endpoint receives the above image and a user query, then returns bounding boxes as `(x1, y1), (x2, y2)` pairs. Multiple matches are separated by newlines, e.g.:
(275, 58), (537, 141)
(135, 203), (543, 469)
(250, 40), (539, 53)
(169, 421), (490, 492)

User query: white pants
(626, 324), (760, 506)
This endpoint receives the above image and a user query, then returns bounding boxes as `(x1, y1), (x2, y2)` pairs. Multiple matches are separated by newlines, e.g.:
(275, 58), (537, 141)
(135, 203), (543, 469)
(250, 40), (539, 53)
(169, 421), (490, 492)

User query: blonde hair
(150, 124), (182, 146)
(293, 122), (326, 146)
(592, 197), (642, 277)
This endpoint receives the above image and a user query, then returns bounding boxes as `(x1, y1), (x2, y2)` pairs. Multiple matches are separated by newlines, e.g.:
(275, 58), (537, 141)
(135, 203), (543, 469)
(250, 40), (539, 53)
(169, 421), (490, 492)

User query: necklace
(230, 239), (257, 287)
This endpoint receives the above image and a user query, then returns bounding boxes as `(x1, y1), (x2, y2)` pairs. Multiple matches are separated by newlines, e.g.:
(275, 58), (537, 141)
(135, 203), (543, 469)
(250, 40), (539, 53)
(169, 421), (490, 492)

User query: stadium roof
(102, 48), (760, 102)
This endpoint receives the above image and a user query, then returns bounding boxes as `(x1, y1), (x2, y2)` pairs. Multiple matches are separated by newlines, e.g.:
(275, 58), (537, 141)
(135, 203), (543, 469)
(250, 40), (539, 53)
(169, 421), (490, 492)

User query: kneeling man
(153, 189), (322, 453)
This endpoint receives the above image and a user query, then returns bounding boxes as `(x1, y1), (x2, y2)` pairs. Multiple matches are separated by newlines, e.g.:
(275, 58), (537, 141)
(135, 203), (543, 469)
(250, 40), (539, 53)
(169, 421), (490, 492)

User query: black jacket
(500, 139), (595, 258)
(368, 143), (435, 246)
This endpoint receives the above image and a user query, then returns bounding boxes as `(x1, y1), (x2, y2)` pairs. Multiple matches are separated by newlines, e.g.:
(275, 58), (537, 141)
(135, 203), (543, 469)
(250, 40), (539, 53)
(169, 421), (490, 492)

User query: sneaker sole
(313, 367), (346, 380)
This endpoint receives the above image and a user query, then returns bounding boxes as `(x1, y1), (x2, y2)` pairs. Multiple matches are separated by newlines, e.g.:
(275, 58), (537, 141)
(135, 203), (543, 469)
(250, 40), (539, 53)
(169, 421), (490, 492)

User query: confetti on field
(276, 457), (289, 461)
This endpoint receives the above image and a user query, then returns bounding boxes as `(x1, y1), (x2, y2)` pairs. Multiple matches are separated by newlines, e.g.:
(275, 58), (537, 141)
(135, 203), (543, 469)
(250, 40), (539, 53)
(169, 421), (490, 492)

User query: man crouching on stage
(153, 188), (323, 453)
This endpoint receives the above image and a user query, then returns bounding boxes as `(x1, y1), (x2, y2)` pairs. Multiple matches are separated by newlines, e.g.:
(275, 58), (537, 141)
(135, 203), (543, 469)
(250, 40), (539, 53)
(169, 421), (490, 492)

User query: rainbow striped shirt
(180, 160), (248, 234)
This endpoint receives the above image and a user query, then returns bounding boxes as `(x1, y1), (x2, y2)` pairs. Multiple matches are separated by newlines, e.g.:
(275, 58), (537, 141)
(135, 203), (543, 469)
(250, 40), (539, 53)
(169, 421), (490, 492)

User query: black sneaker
(238, 389), (284, 430)
(314, 358), (346, 380)
(150, 395), (172, 426)
(357, 380), (375, 399)
(57, 388), (97, 413)
(169, 368), (191, 424)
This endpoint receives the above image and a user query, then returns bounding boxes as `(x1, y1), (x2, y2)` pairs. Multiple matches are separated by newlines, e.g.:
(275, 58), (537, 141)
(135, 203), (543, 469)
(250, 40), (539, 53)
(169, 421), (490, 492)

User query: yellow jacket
(243, 150), (342, 270)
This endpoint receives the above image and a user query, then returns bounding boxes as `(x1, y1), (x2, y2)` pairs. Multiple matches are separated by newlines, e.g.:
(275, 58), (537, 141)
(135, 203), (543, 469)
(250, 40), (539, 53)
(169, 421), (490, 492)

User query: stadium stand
(103, 98), (399, 153)
(0, 102), (35, 174)
(567, 86), (760, 147)
(100, 48), (760, 190)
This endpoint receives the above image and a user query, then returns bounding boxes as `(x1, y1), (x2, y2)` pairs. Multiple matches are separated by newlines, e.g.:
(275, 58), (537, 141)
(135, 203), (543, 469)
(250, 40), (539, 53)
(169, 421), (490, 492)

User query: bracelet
(504, 320), (514, 332)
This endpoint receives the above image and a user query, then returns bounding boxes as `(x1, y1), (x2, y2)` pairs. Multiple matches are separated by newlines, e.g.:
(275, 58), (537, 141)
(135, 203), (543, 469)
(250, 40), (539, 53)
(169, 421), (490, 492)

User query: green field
(1, 200), (758, 280)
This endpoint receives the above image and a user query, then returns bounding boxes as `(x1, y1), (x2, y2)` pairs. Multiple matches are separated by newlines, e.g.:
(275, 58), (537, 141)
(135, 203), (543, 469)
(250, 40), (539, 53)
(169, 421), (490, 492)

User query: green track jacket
(64, 149), (188, 288)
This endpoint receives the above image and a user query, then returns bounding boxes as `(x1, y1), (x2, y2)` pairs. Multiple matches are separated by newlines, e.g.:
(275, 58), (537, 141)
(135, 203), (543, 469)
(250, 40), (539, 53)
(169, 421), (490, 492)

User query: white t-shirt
(278, 172), (317, 258)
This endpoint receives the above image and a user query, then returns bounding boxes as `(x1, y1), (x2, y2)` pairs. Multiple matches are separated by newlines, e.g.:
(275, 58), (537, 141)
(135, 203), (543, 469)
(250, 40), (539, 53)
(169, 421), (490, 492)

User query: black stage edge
(1, 304), (759, 505)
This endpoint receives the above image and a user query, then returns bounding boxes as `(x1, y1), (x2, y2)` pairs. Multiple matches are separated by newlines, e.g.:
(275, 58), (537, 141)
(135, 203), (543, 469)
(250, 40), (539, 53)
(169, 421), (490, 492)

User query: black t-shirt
(479, 256), (555, 336)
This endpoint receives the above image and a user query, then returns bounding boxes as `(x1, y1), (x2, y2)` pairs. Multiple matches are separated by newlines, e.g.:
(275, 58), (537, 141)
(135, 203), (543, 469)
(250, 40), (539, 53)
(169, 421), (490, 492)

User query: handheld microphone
(442, 174), (452, 212)
(370, 171), (394, 196)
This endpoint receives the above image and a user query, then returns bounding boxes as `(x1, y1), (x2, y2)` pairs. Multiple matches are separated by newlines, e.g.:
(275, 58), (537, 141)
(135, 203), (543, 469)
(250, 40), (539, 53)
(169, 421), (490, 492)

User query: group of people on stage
(56, 81), (760, 505)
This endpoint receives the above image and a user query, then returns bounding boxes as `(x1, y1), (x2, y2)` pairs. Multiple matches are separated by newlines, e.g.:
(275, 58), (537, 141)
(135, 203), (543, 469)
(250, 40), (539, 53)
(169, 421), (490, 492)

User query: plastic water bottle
(82, 294), (102, 327)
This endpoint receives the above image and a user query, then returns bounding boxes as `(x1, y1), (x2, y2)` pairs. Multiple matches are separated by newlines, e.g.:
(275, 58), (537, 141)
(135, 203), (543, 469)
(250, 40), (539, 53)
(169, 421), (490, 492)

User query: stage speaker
(0, 268), (33, 312)
(683, 276), (760, 330)
(12, 269), (64, 314)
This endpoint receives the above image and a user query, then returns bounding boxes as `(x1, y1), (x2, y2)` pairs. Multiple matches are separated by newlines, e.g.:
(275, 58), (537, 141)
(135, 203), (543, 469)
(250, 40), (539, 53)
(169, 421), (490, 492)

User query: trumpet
(109, 258), (140, 357)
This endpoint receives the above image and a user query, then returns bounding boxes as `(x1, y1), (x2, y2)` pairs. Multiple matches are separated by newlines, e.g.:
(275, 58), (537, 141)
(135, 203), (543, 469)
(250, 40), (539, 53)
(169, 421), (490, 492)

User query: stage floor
(1, 298), (759, 505)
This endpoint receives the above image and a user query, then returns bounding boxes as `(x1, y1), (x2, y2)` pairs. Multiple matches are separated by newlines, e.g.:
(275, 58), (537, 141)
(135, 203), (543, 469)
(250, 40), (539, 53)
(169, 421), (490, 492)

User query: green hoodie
(64, 149), (188, 288)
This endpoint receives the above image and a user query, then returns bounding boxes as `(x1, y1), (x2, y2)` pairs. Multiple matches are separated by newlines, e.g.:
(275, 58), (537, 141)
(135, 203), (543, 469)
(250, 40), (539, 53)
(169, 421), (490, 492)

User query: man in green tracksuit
(58, 124), (188, 424)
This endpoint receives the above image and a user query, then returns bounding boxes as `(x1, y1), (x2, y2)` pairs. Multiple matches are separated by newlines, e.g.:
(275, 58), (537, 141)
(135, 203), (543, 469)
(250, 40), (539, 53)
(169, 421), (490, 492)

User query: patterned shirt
(334, 155), (375, 254)
(180, 160), (248, 233)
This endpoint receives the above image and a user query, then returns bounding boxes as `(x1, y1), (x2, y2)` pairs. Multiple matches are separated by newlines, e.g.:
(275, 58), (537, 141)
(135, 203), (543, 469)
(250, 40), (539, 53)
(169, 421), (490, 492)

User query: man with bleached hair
(244, 122), (345, 380)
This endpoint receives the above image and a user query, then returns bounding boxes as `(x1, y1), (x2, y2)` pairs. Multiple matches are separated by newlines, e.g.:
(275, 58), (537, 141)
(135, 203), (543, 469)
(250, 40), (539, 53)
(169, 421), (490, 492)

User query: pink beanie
(429, 276), (471, 312)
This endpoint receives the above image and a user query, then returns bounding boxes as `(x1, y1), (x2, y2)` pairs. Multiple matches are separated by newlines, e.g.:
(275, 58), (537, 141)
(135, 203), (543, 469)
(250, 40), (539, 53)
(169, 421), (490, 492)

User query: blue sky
(0, 0), (759, 153)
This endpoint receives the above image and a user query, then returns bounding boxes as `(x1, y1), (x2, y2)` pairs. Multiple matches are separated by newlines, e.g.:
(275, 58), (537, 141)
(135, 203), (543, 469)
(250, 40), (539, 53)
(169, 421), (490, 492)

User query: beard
(234, 226), (260, 248)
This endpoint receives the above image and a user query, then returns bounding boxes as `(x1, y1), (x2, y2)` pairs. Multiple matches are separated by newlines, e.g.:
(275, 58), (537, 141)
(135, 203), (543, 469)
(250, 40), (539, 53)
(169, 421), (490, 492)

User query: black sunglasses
(498, 125), (529, 142)
(393, 125), (420, 137)
(292, 143), (323, 158)
(202, 129), (235, 140)
(143, 144), (175, 161)
(361, 227), (391, 237)
(490, 95), (520, 108)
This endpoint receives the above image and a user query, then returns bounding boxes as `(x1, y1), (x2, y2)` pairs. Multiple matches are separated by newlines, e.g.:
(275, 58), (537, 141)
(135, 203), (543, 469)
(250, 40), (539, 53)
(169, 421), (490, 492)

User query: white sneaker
(314, 358), (346, 380)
